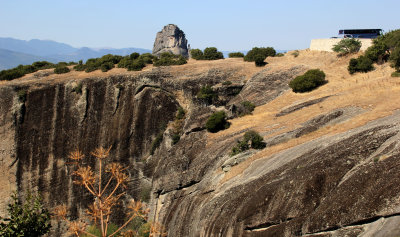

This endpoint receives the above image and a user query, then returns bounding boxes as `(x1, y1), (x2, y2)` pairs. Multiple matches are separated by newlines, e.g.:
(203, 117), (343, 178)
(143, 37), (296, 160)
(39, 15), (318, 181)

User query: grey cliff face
(152, 24), (189, 58)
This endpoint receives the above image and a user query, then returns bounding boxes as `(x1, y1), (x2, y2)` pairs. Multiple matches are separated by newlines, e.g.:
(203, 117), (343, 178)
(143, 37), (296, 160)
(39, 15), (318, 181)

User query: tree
(244, 47), (276, 62)
(332, 38), (361, 56)
(0, 191), (51, 237)
(54, 147), (166, 237)
(190, 49), (204, 60)
(203, 47), (224, 60)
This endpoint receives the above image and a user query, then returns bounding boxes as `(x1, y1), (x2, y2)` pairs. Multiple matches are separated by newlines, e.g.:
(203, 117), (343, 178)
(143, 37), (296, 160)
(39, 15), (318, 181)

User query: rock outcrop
(152, 24), (189, 58)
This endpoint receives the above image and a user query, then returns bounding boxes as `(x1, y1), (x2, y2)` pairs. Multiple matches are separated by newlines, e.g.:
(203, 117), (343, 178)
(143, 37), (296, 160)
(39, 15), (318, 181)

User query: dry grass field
(208, 50), (400, 183)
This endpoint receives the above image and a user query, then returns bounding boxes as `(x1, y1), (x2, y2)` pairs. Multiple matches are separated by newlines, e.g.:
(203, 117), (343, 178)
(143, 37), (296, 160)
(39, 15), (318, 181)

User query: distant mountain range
(0, 37), (151, 70)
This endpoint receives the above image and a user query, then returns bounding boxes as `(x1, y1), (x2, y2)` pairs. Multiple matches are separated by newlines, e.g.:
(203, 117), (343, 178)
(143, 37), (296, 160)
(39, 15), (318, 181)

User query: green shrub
(390, 46), (400, 71)
(222, 80), (232, 86)
(172, 133), (181, 144)
(240, 101), (255, 116)
(130, 52), (140, 60)
(138, 53), (155, 64)
(0, 191), (51, 236)
(73, 61), (86, 71)
(206, 111), (230, 133)
(231, 139), (250, 156)
(244, 47), (276, 62)
(392, 71), (400, 77)
(228, 52), (244, 58)
(231, 130), (265, 156)
(100, 62), (114, 72)
(243, 130), (266, 149)
(197, 85), (217, 104)
(190, 49), (204, 60)
(332, 38), (362, 56)
(348, 56), (374, 74)
(54, 66), (70, 74)
(73, 83), (83, 94)
(153, 52), (187, 66)
(275, 53), (284, 57)
(0, 61), (56, 81)
(17, 90), (27, 103)
(127, 59), (146, 71)
(203, 47), (224, 60)
(379, 29), (400, 50)
(254, 54), (267, 67)
(139, 184), (152, 203)
(289, 69), (327, 93)
(365, 41), (388, 63)
(176, 106), (186, 120)
(291, 50), (299, 57)
(32, 61), (54, 69)
(150, 131), (163, 155)
(82, 223), (119, 237)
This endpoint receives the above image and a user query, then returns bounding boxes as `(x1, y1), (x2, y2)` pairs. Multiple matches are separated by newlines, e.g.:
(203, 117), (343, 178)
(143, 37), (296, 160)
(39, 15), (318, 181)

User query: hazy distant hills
(0, 48), (50, 70)
(0, 37), (151, 70)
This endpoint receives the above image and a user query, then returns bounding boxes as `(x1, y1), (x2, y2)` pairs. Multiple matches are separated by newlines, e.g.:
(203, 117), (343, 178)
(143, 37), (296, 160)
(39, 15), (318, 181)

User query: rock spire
(152, 24), (189, 58)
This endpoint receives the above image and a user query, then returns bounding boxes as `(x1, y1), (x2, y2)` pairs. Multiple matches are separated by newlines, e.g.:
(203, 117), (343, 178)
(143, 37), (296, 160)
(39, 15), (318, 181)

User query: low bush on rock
(197, 85), (217, 104)
(206, 111), (230, 133)
(231, 130), (266, 156)
(239, 101), (256, 116)
(289, 69), (327, 93)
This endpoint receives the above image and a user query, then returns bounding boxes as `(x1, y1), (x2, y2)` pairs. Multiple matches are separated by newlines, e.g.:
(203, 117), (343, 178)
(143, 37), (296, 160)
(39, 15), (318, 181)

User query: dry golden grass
(207, 50), (400, 183)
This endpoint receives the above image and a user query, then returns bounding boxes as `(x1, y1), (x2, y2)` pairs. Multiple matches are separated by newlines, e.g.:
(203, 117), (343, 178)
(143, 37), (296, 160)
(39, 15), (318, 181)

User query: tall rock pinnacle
(152, 24), (189, 58)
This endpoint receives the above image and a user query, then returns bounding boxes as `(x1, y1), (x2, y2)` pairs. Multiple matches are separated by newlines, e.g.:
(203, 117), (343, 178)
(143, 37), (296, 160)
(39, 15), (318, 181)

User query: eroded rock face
(150, 111), (400, 237)
(2, 63), (400, 237)
(152, 24), (189, 58)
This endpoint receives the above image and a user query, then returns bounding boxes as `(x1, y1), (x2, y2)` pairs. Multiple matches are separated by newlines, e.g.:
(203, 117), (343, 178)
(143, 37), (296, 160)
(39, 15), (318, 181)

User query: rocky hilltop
(1, 51), (400, 236)
(152, 24), (189, 58)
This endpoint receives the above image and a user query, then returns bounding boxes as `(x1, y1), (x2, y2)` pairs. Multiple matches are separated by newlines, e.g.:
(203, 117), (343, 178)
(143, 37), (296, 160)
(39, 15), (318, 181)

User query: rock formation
(2, 51), (400, 236)
(152, 24), (189, 58)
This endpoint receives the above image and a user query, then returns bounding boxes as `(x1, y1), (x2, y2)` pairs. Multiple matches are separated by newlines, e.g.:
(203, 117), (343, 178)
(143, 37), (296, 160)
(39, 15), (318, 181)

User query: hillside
(1, 50), (400, 236)
(0, 48), (51, 70)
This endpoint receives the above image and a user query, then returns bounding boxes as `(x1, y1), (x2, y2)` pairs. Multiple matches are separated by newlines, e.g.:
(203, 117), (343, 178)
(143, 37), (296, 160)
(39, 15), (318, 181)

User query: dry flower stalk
(53, 146), (166, 236)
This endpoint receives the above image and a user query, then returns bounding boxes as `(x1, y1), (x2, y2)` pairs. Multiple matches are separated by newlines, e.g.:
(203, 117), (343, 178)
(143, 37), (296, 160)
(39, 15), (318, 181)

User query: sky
(0, 0), (399, 51)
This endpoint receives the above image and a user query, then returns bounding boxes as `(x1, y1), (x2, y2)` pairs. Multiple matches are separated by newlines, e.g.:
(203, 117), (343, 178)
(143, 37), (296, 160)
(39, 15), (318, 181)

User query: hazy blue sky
(0, 0), (399, 51)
